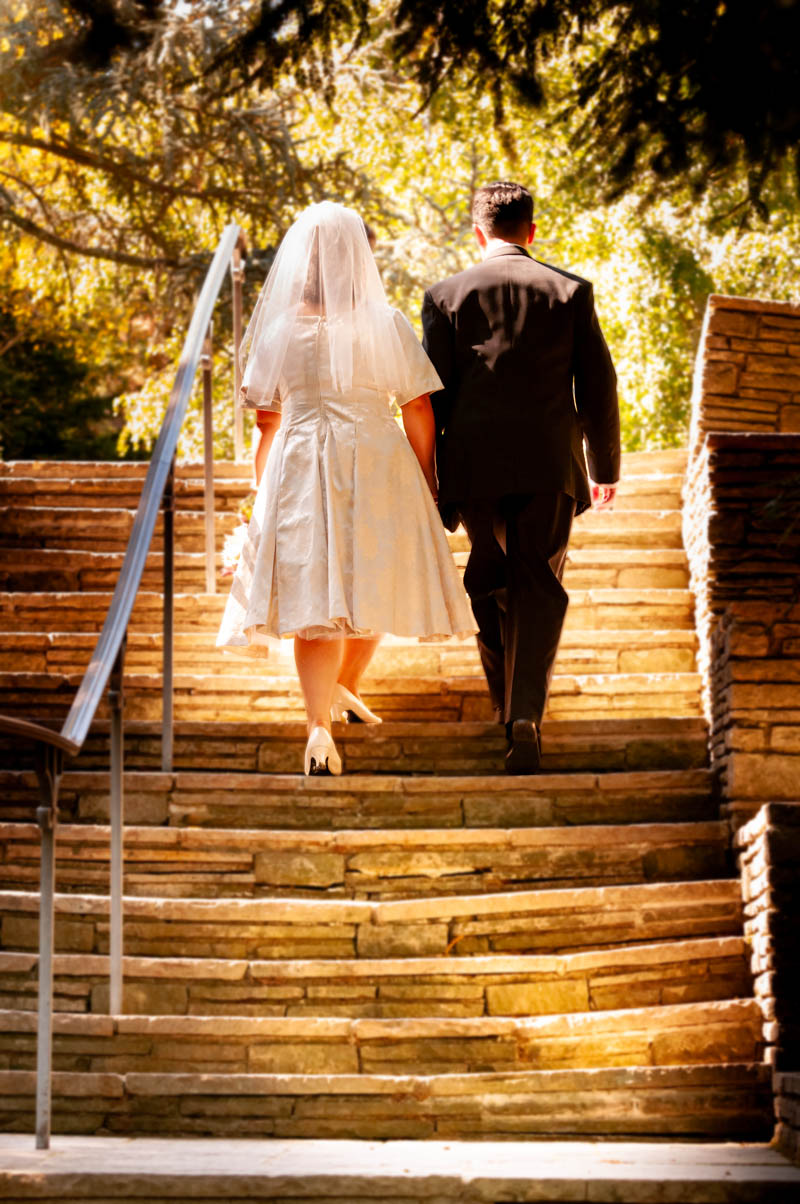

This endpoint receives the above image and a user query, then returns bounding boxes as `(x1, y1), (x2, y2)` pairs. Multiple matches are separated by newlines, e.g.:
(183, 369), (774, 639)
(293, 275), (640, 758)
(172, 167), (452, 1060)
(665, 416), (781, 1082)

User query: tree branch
(0, 167), (79, 294)
(0, 199), (183, 268)
(0, 131), (263, 205)
(0, 332), (24, 358)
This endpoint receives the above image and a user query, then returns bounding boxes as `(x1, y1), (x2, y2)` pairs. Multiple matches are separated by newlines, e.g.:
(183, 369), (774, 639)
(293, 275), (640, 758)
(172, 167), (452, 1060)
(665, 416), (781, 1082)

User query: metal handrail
(0, 220), (246, 1149)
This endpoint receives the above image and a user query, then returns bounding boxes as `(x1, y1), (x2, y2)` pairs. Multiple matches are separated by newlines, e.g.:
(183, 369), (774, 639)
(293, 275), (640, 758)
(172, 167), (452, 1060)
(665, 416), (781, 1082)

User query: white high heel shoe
(330, 683), (382, 725)
(304, 726), (342, 776)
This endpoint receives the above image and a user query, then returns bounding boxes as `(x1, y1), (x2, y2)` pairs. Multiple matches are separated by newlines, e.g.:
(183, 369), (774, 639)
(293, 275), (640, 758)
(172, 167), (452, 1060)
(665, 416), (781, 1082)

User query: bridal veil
(240, 201), (422, 406)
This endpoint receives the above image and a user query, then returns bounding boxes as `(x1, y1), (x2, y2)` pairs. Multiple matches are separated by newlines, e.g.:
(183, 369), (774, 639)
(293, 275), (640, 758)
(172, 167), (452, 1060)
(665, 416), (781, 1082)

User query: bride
(217, 202), (474, 775)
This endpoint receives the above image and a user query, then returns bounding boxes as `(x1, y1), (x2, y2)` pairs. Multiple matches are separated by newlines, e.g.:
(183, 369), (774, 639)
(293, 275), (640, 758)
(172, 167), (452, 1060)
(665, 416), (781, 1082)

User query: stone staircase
(0, 452), (701, 725)
(0, 449), (778, 1155)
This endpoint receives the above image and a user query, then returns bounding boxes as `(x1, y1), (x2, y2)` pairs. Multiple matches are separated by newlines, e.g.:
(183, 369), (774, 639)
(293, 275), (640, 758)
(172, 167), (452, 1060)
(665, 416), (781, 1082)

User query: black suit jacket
(422, 244), (620, 526)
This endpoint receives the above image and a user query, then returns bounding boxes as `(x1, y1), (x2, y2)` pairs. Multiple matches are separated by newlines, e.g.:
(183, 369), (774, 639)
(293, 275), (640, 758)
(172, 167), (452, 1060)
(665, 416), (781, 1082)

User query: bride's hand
(402, 393), (439, 504)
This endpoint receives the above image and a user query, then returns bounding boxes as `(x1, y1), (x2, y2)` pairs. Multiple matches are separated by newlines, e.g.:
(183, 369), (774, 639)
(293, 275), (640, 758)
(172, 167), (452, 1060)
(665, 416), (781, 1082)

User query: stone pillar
(683, 433), (800, 829)
(736, 803), (800, 1160)
(685, 294), (800, 1162)
(689, 294), (800, 460)
(774, 1075), (800, 1162)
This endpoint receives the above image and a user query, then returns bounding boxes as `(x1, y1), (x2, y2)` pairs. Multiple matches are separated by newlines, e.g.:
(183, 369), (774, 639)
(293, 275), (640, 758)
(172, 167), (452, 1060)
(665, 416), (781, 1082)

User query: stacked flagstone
(688, 293), (800, 450)
(736, 802), (800, 1160)
(683, 433), (800, 829)
(683, 293), (800, 1170)
(776, 1074), (800, 1163)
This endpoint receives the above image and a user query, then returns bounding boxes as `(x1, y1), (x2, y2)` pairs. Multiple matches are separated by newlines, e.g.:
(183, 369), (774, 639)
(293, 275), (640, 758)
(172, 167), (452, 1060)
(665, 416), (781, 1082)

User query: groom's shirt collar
(483, 243), (532, 262)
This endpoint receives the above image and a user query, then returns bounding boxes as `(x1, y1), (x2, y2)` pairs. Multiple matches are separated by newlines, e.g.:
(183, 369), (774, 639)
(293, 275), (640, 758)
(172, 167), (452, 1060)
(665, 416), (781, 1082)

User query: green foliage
(0, 308), (122, 459)
(114, 328), (256, 462)
(43, 3), (799, 212)
(2, 1), (800, 462)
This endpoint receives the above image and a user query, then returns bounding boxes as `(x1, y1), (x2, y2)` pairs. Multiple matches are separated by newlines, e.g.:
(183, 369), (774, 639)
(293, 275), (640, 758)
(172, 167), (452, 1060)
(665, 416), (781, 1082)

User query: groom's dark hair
(472, 181), (534, 236)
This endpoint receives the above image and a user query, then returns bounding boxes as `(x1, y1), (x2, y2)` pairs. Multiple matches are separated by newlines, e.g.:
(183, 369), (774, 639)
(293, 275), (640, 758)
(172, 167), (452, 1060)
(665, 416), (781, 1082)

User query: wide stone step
(0, 1062), (771, 1139)
(0, 936), (751, 1022)
(0, 819), (729, 899)
(0, 470), (686, 511)
(0, 999), (764, 1076)
(0, 461), (251, 480)
(0, 881), (744, 962)
(0, 476), (254, 512)
(0, 506), (241, 554)
(562, 546), (689, 590)
(0, 549), (233, 595)
(0, 461), (262, 480)
(0, 545), (691, 594)
(0, 668), (703, 725)
(0, 506), (685, 554)
(0, 767), (715, 829)
(559, 509), (685, 550)
(0, 587), (695, 635)
(0, 717), (710, 775)
(2, 1133), (797, 1202)
(0, 625), (699, 678)
(0, 450), (688, 480)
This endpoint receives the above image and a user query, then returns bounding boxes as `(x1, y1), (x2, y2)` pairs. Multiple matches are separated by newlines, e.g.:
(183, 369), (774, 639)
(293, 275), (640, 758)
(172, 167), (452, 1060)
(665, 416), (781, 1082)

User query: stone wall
(685, 280), (800, 1153)
(683, 433), (800, 828)
(774, 1074), (800, 1162)
(736, 803), (800, 1160)
(689, 294), (800, 459)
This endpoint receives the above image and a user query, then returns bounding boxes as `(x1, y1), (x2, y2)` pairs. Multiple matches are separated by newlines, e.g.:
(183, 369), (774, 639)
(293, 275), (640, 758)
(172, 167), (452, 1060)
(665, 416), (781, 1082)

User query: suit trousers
(459, 492), (575, 727)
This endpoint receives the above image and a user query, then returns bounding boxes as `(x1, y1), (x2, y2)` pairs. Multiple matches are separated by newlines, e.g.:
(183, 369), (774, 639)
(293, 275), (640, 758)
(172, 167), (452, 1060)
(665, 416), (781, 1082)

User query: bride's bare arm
(254, 410), (281, 486)
(401, 393), (438, 501)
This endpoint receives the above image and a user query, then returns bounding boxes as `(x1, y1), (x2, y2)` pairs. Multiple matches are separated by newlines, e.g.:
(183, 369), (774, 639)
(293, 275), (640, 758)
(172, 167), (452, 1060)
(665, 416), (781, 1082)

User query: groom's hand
(591, 482), (617, 510)
(425, 472), (439, 505)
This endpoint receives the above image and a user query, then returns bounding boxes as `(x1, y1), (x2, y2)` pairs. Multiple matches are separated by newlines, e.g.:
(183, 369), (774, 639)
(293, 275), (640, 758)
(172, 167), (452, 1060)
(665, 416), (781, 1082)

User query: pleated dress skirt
(216, 318), (475, 655)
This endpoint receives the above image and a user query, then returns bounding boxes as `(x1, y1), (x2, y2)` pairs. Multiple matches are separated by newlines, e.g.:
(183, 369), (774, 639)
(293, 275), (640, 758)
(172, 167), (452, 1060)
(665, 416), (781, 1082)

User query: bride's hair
(302, 217), (374, 308)
(302, 228), (322, 307)
(472, 181), (534, 237)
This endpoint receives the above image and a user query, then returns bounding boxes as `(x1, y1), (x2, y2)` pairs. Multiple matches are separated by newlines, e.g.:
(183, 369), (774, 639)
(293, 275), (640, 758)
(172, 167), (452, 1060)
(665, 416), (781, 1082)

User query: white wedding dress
(216, 310), (475, 653)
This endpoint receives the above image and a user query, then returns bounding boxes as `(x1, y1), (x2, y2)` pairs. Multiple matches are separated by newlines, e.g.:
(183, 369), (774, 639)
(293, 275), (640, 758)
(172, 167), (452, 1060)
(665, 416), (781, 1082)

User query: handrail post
(162, 456), (175, 773)
(231, 240), (245, 462)
(33, 743), (62, 1150)
(108, 637), (126, 1015)
(202, 323), (216, 596)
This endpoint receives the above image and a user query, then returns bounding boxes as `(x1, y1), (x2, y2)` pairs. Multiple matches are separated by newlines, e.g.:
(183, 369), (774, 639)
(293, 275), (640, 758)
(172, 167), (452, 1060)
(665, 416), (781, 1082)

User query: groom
(422, 181), (620, 772)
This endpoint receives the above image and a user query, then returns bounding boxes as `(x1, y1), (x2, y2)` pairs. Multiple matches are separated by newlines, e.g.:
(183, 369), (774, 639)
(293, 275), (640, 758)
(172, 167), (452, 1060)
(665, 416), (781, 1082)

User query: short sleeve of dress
(238, 385), (281, 414)
(389, 309), (444, 406)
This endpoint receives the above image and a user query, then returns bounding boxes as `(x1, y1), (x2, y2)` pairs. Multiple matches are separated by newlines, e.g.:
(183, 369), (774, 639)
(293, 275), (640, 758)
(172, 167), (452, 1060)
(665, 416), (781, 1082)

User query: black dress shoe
(505, 719), (541, 774)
